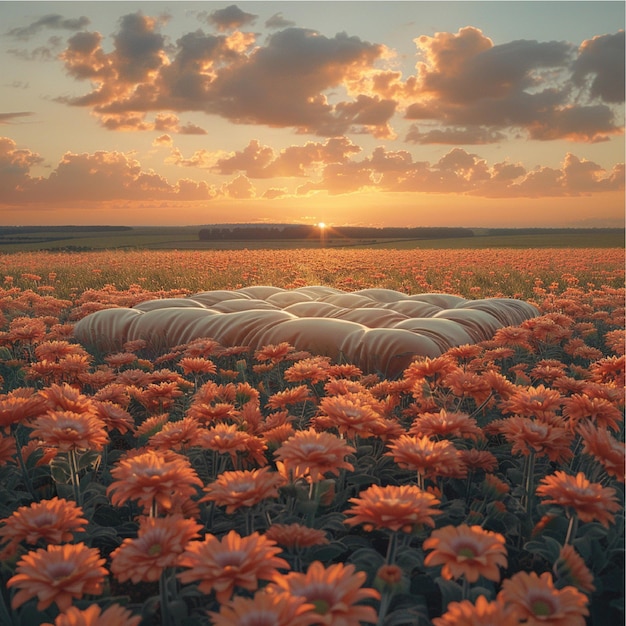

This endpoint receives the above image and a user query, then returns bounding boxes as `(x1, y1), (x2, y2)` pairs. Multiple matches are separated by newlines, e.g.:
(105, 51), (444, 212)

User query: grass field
(0, 226), (622, 252)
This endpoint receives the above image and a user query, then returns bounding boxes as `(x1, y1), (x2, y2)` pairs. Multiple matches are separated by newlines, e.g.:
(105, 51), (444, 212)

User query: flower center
(531, 599), (553, 616)
(149, 543), (162, 556)
(457, 546), (477, 558)
(311, 599), (330, 615)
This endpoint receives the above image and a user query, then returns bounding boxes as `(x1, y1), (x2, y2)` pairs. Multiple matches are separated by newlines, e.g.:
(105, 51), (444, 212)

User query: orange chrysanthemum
(30, 410), (109, 452)
(495, 415), (574, 463)
(92, 400), (134, 435)
(107, 449), (203, 515)
(443, 369), (492, 404)
(433, 595), (518, 626)
(210, 589), (317, 626)
(385, 434), (467, 480)
(266, 385), (312, 410)
(535, 471), (620, 527)
(409, 409), (483, 441)
(0, 387), (47, 428)
(498, 571), (589, 626)
(179, 357), (217, 376)
(554, 544), (595, 594)
(500, 384), (563, 419)
(110, 514), (202, 583)
(344, 483), (441, 532)
(423, 524), (507, 583)
(268, 561), (380, 626)
(577, 421), (625, 482)
(255, 342), (297, 364)
(459, 449), (498, 472)
(283, 357), (331, 384)
(148, 416), (203, 450)
(41, 603), (142, 626)
(317, 392), (383, 439)
(264, 524), (329, 550)
(7, 542), (107, 611)
(0, 497), (88, 557)
(562, 393), (623, 432)
(274, 428), (355, 483)
(177, 530), (289, 603)
(200, 467), (285, 513)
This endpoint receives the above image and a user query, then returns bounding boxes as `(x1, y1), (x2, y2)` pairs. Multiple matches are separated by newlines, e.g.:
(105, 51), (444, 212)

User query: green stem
(376, 590), (392, 626)
(522, 451), (536, 515)
(12, 424), (39, 502)
(564, 514), (579, 545)
(461, 576), (470, 600)
(385, 531), (399, 565)
(68, 448), (82, 507)
(160, 568), (172, 626)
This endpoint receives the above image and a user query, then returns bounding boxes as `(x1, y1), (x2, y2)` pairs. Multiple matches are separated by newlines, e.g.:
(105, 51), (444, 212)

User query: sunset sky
(1, 1), (624, 228)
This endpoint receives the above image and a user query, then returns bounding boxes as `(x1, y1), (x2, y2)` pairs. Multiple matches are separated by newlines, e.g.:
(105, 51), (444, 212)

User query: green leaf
(435, 577), (463, 611)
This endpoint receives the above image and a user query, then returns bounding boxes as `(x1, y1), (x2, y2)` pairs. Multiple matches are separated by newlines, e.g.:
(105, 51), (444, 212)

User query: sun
(318, 222), (326, 229)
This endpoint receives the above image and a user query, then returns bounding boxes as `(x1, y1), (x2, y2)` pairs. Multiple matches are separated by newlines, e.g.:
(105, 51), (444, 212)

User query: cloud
(203, 5), (257, 31)
(265, 13), (295, 29)
(402, 26), (623, 143)
(222, 174), (255, 198)
(212, 137), (361, 178)
(405, 124), (506, 145)
(5, 14), (90, 39)
(0, 112), (34, 124)
(0, 138), (215, 205)
(56, 15), (387, 136)
(572, 31), (625, 103)
(297, 145), (624, 198)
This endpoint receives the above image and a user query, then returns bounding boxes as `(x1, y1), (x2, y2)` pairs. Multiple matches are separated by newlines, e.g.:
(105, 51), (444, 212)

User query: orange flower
(562, 393), (623, 431)
(0, 387), (47, 428)
(179, 356), (217, 376)
(577, 421), (625, 482)
(0, 497), (88, 557)
(30, 410), (109, 452)
(110, 514), (201, 583)
(7, 542), (107, 611)
(268, 561), (380, 626)
(495, 416), (574, 463)
(41, 604), (142, 626)
(148, 416), (203, 450)
(344, 483), (441, 532)
(39, 383), (94, 414)
(423, 524), (507, 583)
(107, 449), (202, 515)
(0, 433), (16, 467)
(317, 393), (384, 439)
(200, 467), (285, 513)
(459, 449), (498, 472)
(403, 355), (457, 383)
(177, 530), (289, 603)
(443, 369), (492, 404)
(433, 595), (518, 626)
(264, 524), (329, 550)
(274, 428), (355, 483)
(283, 356), (331, 384)
(554, 544), (595, 594)
(266, 385), (312, 410)
(197, 423), (266, 466)
(255, 342), (297, 364)
(210, 589), (317, 626)
(498, 571), (589, 626)
(536, 471), (620, 527)
(385, 434), (467, 480)
(500, 384), (563, 419)
(134, 413), (169, 438)
(409, 409), (483, 441)
(92, 400), (134, 435)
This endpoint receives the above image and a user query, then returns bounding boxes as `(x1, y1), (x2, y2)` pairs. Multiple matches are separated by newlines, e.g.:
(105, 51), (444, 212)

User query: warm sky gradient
(1, 1), (624, 228)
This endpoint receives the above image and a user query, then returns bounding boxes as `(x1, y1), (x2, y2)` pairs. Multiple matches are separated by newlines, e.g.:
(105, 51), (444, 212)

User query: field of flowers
(0, 248), (623, 626)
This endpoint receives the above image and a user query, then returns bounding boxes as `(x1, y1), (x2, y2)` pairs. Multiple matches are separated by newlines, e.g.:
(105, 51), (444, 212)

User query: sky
(0, 1), (624, 228)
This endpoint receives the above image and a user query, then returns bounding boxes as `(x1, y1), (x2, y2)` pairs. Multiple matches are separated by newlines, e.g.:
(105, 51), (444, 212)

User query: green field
(0, 226), (622, 252)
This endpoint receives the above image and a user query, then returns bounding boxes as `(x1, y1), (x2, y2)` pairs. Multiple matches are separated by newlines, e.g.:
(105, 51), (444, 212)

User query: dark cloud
(265, 13), (295, 29)
(5, 14), (90, 40)
(572, 31), (625, 103)
(58, 18), (385, 136)
(204, 5), (257, 32)
(0, 112), (34, 124)
(406, 124), (506, 144)
(403, 27), (623, 143)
